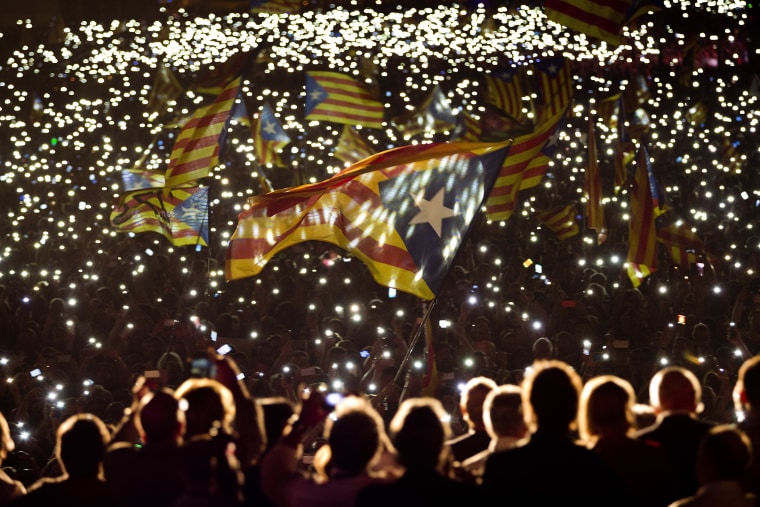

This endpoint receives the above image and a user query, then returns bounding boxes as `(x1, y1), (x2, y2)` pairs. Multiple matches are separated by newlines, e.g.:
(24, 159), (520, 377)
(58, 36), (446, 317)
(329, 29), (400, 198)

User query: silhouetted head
(57, 413), (110, 478)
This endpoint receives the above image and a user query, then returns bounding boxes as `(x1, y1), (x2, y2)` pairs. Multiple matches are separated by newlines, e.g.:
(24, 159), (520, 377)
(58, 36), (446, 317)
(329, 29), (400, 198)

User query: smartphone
(30, 368), (42, 378)
(216, 344), (232, 355)
(210, 330), (218, 342)
(300, 367), (317, 377)
(359, 350), (370, 359)
(388, 287), (397, 299)
(677, 314), (686, 325)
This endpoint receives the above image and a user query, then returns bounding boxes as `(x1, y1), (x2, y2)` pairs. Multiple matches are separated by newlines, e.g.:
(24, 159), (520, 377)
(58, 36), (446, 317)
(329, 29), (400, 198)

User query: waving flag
(544, 0), (631, 46)
(393, 85), (457, 139)
(253, 103), (291, 166)
(147, 64), (183, 114)
(111, 187), (209, 247)
(534, 57), (573, 123)
(626, 144), (658, 287)
(226, 140), (512, 300)
(584, 115), (607, 244)
(305, 71), (384, 128)
(485, 67), (527, 123)
(656, 220), (709, 271)
(536, 204), (580, 240)
(335, 125), (374, 165)
(614, 95), (635, 193)
(165, 78), (240, 189)
(485, 108), (566, 221)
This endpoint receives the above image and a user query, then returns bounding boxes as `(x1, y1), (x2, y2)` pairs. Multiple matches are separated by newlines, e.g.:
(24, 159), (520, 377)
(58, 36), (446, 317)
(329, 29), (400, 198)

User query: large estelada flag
(305, 71), (384, 129)
(225, 140), (512, 300)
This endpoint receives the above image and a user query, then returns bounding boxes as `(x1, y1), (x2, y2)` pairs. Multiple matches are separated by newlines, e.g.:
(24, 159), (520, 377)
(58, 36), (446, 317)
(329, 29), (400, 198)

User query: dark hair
(524, 360), (581, 432)
(57, 414), (109, 477)
(391, 398), (449, 470)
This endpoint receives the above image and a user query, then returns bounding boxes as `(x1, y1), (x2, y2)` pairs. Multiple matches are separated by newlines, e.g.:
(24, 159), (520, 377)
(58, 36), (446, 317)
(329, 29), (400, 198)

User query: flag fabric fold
(165, 78), (241, 189)
(253, 102), (291, 166)
(584, 115), (607, 244)
(225, 140), (512, 300)
(626, 144), (658, 287)
(485, 108), (566, 221)
(305, 71), (384, 129)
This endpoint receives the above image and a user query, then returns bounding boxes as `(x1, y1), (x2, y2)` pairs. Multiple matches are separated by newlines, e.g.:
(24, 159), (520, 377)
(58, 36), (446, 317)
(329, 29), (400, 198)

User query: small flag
(534, 57), (573, 123)
(626, 144), (658, 287)
(536, 204), (580, 240)
(252, 102), (291, 166)
(111, 187), (209, 247)
(305, 71), (384, 129)
(226, 140), (512, 300)
(584, 115), (607, 244)
(485, 108), (566, 221)
(165, 78), (240, 190)
(334, 125), (374, 166)
(393, 84), (457, 139)
(147, 64), (183, 114)
(485, 67), (527, 124)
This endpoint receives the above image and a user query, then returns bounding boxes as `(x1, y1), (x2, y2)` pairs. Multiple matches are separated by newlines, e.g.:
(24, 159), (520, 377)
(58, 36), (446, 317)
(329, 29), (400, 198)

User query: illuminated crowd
(0, 0), (760, 505)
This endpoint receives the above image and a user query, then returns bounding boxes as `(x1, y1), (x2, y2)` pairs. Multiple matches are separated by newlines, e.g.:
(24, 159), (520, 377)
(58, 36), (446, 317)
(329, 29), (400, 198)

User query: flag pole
(393, 297), (437, 387)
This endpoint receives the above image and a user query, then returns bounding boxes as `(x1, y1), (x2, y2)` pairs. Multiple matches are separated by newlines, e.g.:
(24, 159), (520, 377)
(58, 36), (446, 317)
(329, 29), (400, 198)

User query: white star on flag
(409, 188), (457, 237)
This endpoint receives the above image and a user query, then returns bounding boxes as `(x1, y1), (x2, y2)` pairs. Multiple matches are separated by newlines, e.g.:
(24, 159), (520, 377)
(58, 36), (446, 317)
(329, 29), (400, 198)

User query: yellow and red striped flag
(485, 108), (565, 221)
(544, 0), (632, 46)
(626, 144), (658, 287)
(584, 115), (607, 244)
(305, 71), (384, 129)
(534, 57), (573, 124)
(536, 204), (580, 240)
(111, 186), (209, 247)
(226, 140), (512, 300)
(485, 67), (527, 123)
(334, 125), (374, 166)
(165, 78), (240, 190)
(252, 102), (291, 167)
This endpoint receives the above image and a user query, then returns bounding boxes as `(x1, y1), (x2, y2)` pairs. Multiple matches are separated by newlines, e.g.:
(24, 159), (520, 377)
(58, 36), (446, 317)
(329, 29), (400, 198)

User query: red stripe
(546, 0), (624, 38)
